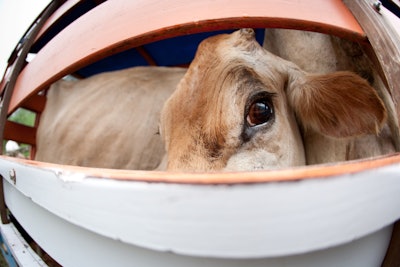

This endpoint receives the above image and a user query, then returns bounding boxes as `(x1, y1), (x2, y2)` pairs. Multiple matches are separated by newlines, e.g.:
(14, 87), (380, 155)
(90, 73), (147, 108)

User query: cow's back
(35, 66), (186, 170)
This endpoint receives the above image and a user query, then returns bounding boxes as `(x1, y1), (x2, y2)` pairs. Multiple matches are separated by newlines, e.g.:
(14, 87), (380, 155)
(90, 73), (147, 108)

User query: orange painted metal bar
(8, 0), (365, 113)
(2, 153), (399, 184)
(136, 47), (158, 66)
(19, 94), (46, 114)
(3, 121), (36, 146)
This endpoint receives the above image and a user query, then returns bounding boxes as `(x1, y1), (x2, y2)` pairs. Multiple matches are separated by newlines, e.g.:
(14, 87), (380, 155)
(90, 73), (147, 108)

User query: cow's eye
(246, 99), (274, 127)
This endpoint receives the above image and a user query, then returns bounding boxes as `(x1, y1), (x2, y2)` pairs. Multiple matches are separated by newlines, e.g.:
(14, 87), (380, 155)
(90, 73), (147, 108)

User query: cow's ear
(287, 71), (387, 138)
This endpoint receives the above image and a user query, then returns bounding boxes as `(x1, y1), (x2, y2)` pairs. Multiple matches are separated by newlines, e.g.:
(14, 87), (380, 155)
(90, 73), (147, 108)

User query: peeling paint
(50, 168), (87, 182)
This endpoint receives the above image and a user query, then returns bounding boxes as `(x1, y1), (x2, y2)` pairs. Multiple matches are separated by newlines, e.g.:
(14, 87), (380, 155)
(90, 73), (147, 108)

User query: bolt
(9, 169), (16, 184)
(373, 1), (382, 12)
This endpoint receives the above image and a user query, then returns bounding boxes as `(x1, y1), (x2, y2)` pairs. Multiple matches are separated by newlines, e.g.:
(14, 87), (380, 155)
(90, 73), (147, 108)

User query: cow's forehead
(198, 29), (288, 74)
(202, 29), (262, 57)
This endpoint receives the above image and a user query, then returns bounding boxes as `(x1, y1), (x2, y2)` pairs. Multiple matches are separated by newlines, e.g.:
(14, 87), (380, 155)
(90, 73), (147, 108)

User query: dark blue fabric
(76, 29), (265, 77)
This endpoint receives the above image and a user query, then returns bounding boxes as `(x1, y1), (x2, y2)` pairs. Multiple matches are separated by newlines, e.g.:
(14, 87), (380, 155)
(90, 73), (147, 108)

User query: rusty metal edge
(342, 1), (400, 266)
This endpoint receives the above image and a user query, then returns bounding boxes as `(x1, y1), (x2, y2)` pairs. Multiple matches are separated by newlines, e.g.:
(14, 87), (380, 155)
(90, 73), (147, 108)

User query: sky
(0, 0), (50, 76)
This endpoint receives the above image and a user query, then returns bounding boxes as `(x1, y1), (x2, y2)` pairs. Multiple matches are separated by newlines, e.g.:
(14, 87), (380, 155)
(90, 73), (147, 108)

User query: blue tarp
(75, 29), (266, 77)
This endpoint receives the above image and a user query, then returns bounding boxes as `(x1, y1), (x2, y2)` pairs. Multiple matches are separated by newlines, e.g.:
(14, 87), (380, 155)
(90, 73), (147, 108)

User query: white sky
(0, 0), (50, 76)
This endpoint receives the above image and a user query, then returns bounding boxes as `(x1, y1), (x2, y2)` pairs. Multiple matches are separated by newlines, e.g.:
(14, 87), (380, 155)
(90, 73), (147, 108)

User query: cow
(35, 66), (186, 170)
(160, 28), (395, 171)
(36, 29), (395, 172)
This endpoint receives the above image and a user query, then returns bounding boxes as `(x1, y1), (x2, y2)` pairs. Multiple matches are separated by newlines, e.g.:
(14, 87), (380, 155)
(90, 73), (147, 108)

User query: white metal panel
(0, 221), (46, 266)
(0, 157), (399, 266)
(1, 180), (393, 267)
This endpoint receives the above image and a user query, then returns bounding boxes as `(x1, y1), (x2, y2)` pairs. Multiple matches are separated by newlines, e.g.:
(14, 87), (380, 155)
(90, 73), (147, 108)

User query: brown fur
(288, 71), (387, 137)
(264, 29), (396, 165)
(161, 29), (393, 171)
(36, 66), (186, 170)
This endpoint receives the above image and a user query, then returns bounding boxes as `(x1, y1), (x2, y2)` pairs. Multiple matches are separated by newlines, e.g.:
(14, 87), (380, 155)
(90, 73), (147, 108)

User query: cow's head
(160, 29), (387, 171)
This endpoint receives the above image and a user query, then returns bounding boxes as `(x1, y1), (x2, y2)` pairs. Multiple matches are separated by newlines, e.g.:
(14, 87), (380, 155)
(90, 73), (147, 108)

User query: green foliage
(9, 108), (35, 127)
(4, 108), (35, 158)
